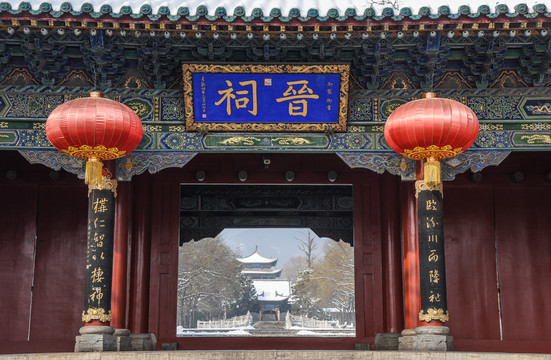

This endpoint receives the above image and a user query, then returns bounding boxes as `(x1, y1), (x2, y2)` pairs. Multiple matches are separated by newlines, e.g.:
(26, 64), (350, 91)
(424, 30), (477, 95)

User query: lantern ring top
(402, 145), (464, 160)
(62, 145), (126, 160)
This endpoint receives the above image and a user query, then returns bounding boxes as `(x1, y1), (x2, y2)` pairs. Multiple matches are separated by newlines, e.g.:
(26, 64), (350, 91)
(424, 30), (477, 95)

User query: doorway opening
(177, 185), (354, 337)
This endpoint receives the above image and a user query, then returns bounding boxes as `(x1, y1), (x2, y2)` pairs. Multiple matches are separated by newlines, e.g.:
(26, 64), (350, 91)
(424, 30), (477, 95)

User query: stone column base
(113, 328), (132, 351)
(75, 326), (117, 352)
(398, 326), (453, 351)
(374, 333), (401, 350)
(129, 333), (157, 351)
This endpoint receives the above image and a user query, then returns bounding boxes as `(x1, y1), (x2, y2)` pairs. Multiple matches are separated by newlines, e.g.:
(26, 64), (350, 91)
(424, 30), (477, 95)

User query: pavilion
(238, 247), (291, 321)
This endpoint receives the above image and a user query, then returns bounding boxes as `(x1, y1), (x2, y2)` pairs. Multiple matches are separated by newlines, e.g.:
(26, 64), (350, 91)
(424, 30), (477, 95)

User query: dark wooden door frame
(146, 153), (388, 350)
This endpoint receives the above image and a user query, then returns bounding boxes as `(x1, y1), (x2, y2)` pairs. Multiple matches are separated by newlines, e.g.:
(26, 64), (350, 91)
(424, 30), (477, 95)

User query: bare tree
(297, 230), (318, 268)
(281, 255), (307, 283)
(177, 236), (245, 328)
(372, 0), (400, 10)
(313, 240), (355, 325)
(291, 240), (355, 324)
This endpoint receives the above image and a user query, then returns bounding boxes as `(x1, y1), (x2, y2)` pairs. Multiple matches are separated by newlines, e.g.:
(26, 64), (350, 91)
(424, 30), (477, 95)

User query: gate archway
(147, 153), (393, 350)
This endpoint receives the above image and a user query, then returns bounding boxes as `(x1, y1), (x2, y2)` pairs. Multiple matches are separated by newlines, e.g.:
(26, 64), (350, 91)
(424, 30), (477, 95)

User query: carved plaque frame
(183, 63), (349, 132)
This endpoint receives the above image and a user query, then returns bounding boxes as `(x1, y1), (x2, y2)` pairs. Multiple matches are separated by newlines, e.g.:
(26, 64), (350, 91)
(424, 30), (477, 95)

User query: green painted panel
(0, 131), (17, 144)
(519, 98), (551, 120)
(203, 135), (329, 148)
(512, 133), (551, 146)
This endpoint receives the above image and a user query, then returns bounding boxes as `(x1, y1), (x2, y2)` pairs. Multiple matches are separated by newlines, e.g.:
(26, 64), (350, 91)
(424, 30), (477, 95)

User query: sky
(219, 228), (333, 266)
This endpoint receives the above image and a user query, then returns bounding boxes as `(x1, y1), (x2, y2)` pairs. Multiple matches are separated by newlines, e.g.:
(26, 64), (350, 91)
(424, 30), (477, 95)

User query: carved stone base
(113, 328), (131, 351)
(129, 333), (157, 351)
(374, 332), (401, 350)
(398, 326), (453, 351)
(75, 326), (117, 352)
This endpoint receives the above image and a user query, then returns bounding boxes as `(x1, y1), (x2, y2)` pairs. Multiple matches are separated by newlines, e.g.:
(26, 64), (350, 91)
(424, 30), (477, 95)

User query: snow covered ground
(177, 325), (355, 337)
(177, 326), (255, 336)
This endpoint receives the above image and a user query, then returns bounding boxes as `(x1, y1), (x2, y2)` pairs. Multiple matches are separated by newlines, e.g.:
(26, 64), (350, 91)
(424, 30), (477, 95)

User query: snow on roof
(253, 280), (291, 302)
(242, 268), (282, 275)
(1, 0), (546, 17)
(237, 248), (277, 265)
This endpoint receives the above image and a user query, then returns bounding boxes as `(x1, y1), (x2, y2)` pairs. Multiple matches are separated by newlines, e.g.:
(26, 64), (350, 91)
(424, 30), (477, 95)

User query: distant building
(237, 247), (290, 321)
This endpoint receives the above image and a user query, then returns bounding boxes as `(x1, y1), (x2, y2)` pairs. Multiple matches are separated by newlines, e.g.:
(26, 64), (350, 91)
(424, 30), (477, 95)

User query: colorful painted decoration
(46, 92), (143, 186)
(384, 92), (479, 184)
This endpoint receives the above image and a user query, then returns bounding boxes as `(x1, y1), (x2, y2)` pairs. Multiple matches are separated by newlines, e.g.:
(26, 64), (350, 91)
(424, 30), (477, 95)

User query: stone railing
(286, 313), (339, 329)
(196, 312), (252, 329)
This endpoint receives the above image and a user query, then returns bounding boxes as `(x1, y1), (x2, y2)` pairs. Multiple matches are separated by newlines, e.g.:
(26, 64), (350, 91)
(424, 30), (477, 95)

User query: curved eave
(258, 296), (289, 302)
(242, 269), (282, 276)
(237, 259), (277, 266)
(0, 3), (549, 25)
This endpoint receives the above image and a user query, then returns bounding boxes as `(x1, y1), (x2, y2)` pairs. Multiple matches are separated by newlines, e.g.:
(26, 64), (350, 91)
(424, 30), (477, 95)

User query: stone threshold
(2, 351), (551, 360)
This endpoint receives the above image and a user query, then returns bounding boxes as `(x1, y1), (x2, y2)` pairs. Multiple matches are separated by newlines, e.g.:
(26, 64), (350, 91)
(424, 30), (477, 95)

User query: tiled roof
(0, 1), (549, 22)
(237, 250), (278, 265)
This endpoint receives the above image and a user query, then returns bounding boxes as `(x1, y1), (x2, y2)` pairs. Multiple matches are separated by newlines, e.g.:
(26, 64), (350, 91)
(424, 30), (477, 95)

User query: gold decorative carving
(526, 104), (551, 115)
(0, 122), (8, 129)
(88, 176), (118, 197)
(520, 123), (551, 131)
(520, 134), (551, 144)
(490, 70), (528, 88)
(168, 125), (186, 132)
(435, 72), (471, 89)
(480, 124), (504, 131)
(419, 308), (449, 323)
(272, 137), (312, 145)
(82, 308), (112, 323)
(1, 67), (40, 86)
(415, 180), (443, 198)
(403, 145), (463, 161)
(381, 72), (415, 90)
(219, 136), (262, 146)
(62, 145), (125, 160)
(58, 69), (94, 87)
(182, 63), (349, 132)
(143, 125), (162, 132)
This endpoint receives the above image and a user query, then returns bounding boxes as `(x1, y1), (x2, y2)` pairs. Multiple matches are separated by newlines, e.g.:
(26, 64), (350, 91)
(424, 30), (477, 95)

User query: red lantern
(384, 92), (479, 184)
(46, 92), (143, 186)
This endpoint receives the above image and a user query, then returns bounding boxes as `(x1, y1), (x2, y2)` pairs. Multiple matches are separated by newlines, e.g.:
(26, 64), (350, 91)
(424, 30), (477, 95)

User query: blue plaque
(183, 64), (349, 132)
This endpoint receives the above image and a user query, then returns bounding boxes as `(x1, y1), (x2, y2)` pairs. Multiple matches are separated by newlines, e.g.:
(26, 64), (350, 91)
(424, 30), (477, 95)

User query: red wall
(445, 152), (551, 353)
(0, 152), (87, 353)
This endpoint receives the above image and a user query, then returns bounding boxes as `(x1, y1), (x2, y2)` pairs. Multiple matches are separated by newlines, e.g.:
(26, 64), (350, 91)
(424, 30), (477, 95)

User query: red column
(128, 174), (152, 334)
(381, 175), (404, 333)
(111, 181), (130, 329)
(401, 179), (420, 330)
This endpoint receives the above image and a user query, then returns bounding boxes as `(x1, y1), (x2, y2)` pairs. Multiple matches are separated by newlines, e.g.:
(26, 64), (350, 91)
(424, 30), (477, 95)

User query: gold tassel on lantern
(424, 157), (441, 186)
(85, 157), (103, 187)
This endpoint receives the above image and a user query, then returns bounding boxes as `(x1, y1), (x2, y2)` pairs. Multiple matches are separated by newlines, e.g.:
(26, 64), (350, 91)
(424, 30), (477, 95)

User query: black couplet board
(418, 188), (447, 318)
(84, 189), (115, 316)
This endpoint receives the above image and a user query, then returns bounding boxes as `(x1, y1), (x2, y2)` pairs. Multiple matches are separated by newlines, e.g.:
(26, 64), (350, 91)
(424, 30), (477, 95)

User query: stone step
(253, 321), (286, 330)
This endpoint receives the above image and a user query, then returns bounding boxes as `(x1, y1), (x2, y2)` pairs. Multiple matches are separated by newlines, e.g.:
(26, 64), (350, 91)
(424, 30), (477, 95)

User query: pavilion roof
(0, 0), (548, 24)
(237, 248), (278, 265)
(242, 268), (283, 276)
